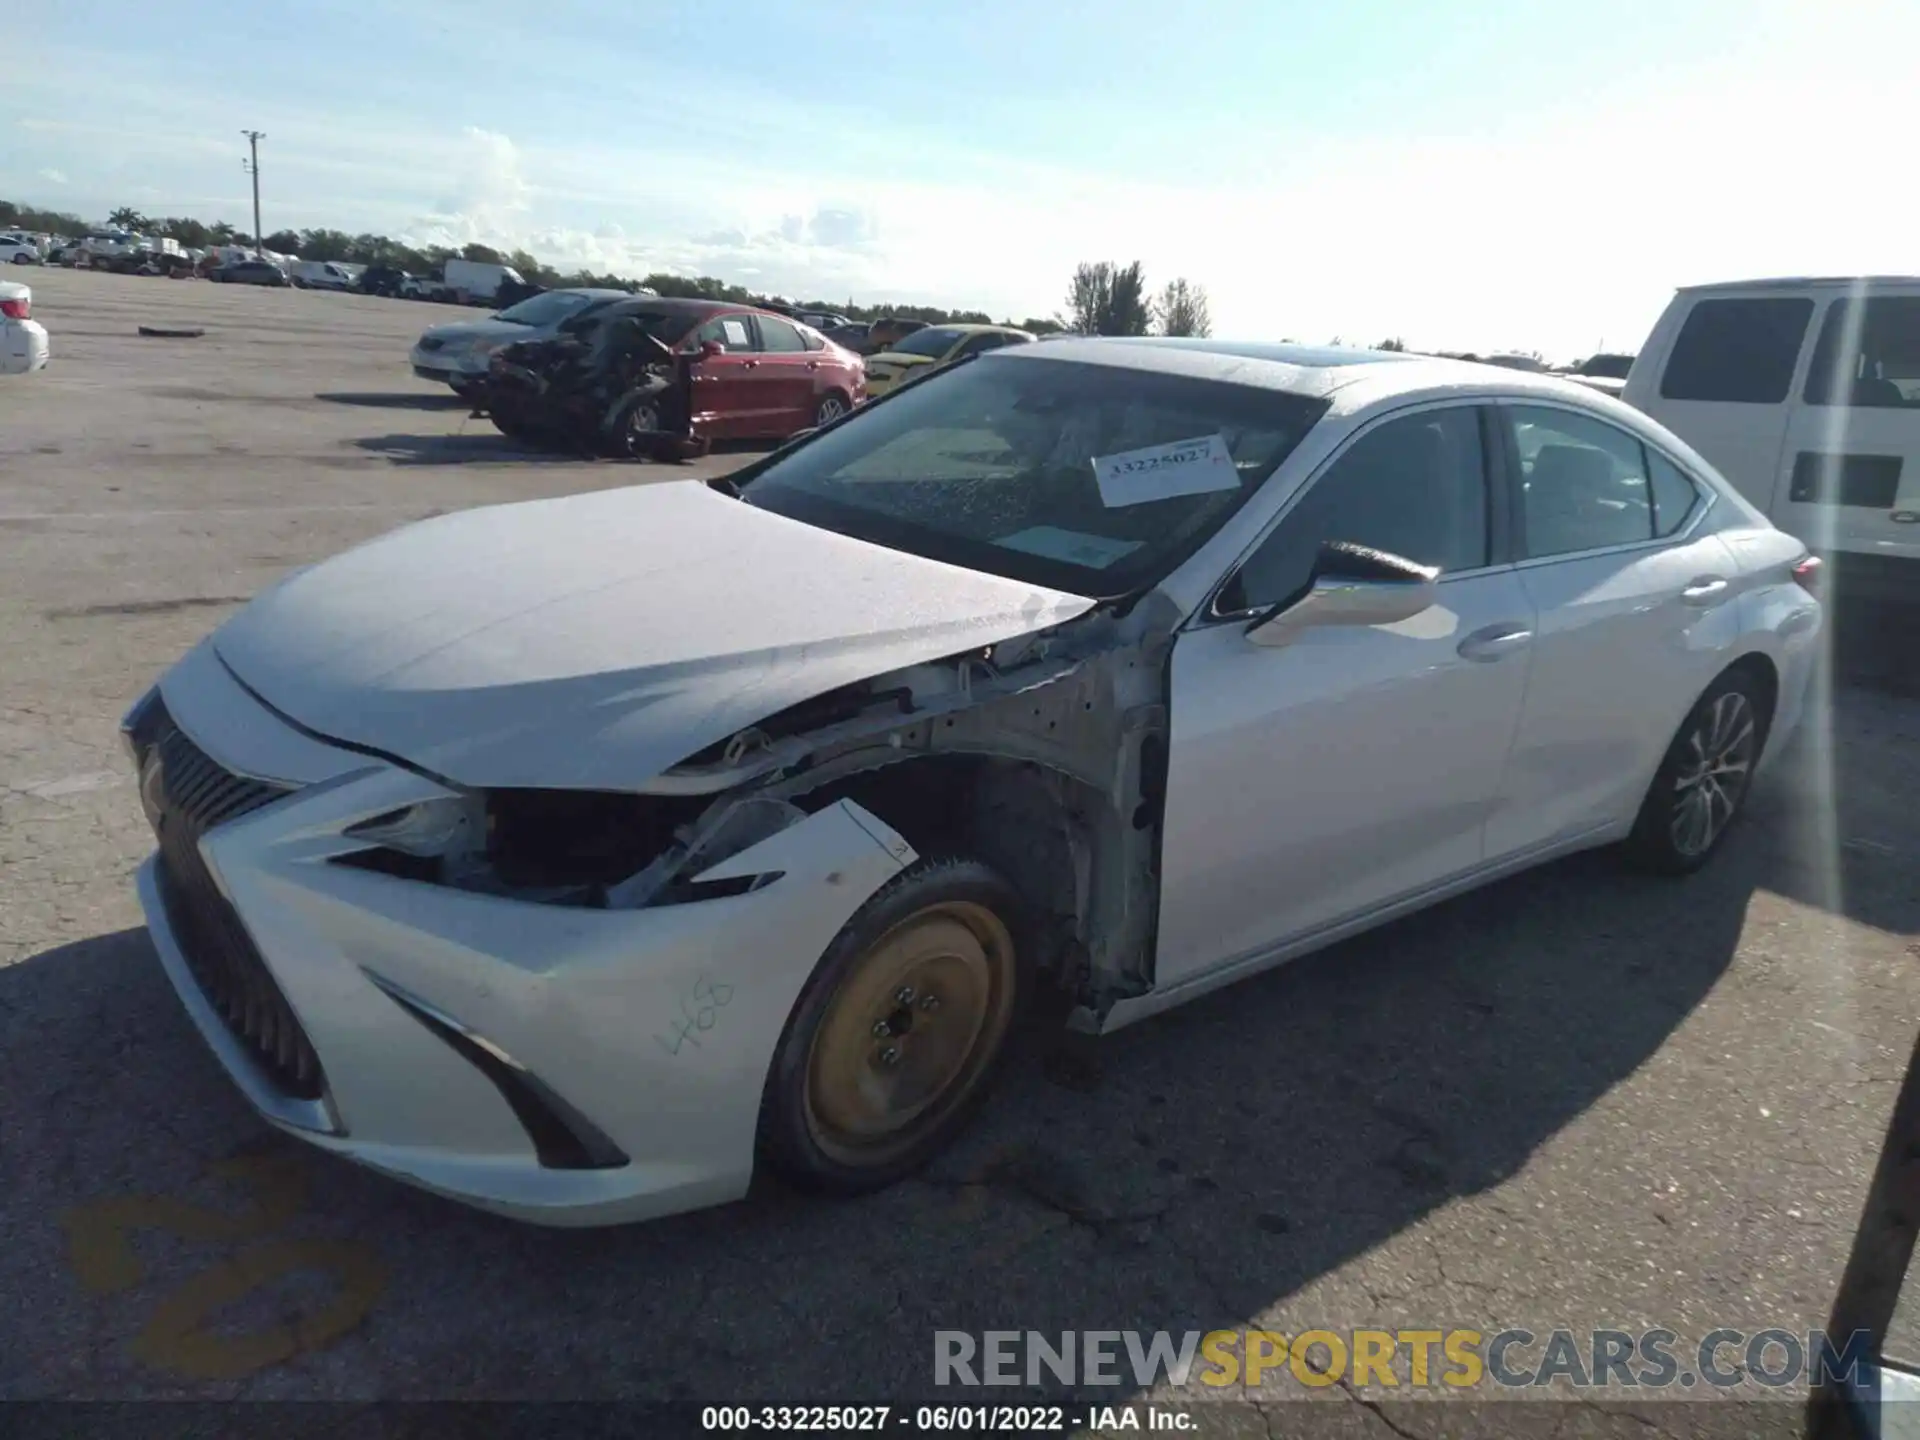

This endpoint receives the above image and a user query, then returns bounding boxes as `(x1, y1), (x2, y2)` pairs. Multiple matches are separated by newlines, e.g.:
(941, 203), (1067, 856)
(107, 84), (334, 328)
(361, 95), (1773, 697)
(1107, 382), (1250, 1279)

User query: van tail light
(1791, 554), (1823, 595)
(0, 297), (28, 320)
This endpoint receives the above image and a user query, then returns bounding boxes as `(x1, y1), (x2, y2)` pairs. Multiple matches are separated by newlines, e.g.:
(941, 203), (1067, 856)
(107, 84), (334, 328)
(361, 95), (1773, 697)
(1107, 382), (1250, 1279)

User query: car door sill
(1077, 820), (1627, 1035)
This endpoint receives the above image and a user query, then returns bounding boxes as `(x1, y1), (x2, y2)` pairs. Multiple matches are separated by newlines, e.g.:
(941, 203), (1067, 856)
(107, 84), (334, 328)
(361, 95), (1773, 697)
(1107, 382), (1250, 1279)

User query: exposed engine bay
(332, 596), (1181, 1022)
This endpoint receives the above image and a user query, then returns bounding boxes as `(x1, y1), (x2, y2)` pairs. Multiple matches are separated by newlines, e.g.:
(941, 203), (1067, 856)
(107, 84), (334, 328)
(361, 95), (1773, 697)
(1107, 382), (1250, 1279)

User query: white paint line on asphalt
(15, 770), (123, 799)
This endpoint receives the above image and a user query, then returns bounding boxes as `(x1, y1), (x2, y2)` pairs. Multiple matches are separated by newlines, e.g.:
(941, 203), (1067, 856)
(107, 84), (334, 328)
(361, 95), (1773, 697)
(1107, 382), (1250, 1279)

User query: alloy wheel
(1669, 690), (1757, 858)
(816, 395), (847, 425)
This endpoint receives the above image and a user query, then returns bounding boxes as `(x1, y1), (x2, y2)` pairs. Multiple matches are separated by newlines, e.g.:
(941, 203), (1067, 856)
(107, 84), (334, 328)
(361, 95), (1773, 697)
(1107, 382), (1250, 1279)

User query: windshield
(740, 355), (1329, 597)
(494, 291), (604, 327)
(887, 327), (965, 358)
(571, 307), (693, 343)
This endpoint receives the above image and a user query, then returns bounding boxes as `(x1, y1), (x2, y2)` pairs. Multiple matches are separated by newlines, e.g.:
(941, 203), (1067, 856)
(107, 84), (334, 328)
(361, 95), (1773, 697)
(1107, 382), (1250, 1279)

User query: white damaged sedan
(125, 340), (1823, 1225)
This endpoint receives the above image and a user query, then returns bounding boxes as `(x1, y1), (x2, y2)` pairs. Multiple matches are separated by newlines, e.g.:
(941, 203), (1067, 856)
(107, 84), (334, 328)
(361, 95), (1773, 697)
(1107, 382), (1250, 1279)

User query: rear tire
(1623, 667), (1771, 875)
(758, 856), (1030, 1195)
(813, 391), (851, 427)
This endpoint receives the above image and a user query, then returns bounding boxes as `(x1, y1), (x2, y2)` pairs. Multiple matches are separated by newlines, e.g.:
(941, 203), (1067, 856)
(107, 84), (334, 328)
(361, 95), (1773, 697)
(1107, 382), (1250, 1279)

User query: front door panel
(1154, 570), (1536, 992)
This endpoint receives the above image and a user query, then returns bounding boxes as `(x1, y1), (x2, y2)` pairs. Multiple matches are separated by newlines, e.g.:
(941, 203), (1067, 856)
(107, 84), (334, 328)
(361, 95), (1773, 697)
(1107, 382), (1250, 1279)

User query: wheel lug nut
(895, 985), (915, 1005)
(877, 1046), (901, 1068)
(920, 993), (941, 1012)
(871, 1020), (891, 1038)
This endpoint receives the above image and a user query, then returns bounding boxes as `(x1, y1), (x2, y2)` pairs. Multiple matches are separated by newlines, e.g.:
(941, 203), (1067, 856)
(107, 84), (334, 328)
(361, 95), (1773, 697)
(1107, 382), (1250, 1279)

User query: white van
(1622, 277), (1920, 600)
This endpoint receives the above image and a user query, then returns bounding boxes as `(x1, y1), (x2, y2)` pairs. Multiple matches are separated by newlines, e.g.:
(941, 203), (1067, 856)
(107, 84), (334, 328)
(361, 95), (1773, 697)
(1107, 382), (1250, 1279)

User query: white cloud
(38, 168), (69, 186)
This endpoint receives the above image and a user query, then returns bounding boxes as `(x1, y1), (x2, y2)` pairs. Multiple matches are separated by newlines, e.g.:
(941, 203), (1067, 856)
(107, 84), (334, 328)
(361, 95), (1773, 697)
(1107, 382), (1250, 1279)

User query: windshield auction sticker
(1091, 433), (1240, 508)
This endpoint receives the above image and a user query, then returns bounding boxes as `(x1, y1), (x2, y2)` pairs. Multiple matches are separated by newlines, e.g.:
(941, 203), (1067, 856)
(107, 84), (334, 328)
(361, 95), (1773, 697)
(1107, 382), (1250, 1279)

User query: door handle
(739, 359), (759, 368)
(1680, 576), (1730, 607)
(1457, 624), (1533, 662)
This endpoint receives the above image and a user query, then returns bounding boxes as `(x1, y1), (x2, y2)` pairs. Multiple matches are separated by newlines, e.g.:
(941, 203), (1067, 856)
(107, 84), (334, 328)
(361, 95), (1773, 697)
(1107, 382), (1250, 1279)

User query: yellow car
(863, 324), (1035, 397)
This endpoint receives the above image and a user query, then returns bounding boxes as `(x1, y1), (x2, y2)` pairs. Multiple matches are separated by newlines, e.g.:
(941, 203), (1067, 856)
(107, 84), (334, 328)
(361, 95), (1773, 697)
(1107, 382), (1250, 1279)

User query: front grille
(140, 703), (326, 1100)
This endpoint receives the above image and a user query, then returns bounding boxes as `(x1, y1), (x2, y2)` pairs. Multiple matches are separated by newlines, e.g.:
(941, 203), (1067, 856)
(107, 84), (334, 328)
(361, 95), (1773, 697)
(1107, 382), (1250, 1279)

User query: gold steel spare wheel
(804, 901), (1017, 1166)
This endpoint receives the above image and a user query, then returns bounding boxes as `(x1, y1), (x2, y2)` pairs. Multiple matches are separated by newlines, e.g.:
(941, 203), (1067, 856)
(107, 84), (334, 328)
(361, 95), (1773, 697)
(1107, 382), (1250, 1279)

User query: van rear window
(1659, 297), (1813, 404)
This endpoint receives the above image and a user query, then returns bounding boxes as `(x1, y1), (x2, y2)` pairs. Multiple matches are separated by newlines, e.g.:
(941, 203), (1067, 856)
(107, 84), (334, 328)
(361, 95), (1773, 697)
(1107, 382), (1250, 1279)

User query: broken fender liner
(136, 326), (206, 339)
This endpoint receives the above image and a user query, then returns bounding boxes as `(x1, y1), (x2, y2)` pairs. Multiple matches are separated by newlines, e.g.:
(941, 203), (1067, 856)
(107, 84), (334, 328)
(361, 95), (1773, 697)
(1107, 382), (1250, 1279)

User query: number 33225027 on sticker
(1092, 434), (1239, 508)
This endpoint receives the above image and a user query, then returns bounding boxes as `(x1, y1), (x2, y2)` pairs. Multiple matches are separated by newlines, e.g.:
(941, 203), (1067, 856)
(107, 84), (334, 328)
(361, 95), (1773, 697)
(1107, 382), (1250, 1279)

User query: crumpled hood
(211, 482), (1094, 790)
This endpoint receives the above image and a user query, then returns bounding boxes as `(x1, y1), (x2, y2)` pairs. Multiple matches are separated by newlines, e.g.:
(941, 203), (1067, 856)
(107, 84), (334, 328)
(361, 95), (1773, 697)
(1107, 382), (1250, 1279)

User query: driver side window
(693, 316), (757, 353)
(1226, 406), (1490, 612)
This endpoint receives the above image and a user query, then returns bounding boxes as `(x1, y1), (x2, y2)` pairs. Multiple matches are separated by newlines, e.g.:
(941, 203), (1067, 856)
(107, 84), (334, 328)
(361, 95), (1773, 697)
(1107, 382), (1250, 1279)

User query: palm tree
(106, 207), (152, 231)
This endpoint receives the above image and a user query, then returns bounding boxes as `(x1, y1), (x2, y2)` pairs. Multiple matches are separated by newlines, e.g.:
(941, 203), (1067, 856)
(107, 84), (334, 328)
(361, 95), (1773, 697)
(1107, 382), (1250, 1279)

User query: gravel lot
(2, 267), (1916, 1429)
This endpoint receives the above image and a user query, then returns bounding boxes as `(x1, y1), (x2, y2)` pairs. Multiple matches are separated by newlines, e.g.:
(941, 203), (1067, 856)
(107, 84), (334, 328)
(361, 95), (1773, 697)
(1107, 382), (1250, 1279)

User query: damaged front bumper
(126, 652), (917, 1227)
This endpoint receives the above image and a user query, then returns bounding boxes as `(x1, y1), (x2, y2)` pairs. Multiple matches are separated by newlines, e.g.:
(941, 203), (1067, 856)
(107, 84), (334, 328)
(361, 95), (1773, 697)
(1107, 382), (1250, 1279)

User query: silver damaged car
(124, 339), (1823, 1225)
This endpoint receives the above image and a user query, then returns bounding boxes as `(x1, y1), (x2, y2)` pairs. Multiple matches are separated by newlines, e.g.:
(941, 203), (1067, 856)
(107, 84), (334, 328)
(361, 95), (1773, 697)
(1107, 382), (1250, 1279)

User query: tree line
(1, 198), (1081, 332)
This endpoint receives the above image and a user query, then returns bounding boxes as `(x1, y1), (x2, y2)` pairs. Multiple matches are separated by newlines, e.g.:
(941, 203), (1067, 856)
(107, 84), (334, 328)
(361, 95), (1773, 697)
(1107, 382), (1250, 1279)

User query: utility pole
(241, 130), (265, 253)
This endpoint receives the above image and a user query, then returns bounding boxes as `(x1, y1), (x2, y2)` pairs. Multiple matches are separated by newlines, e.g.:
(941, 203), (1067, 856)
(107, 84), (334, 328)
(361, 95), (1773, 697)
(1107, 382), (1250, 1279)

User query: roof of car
(600, 296), (800, 320)
(995, 335), (1622, 405)
(919, 323), (1031, 336)
(1676, 276), (1920, 293)
(1006, 336), (1420, 369)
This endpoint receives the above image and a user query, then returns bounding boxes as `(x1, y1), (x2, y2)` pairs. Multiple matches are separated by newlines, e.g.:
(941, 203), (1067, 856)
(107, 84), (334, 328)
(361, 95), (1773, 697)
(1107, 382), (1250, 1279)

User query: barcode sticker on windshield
(1092, 434), (1240, 508)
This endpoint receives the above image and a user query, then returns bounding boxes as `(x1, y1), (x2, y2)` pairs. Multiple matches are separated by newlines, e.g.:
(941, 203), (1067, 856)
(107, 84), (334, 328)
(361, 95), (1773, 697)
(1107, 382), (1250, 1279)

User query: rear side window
(756, 315), (809, 353)
(1646, 450), (1702, 536)
(1658, 297), (1813, 404)
(1803, 296), (1920, 408)
(1507, 407), (1655, 557)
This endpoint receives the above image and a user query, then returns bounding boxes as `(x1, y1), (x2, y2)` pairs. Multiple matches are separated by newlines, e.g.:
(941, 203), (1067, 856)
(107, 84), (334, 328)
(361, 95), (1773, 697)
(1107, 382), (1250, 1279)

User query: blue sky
(6, 0), (1914, 357)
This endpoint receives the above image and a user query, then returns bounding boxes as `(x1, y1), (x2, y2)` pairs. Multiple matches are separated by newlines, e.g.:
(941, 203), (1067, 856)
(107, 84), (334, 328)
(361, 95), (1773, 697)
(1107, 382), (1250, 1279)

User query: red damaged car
(480, 296), (866, 456)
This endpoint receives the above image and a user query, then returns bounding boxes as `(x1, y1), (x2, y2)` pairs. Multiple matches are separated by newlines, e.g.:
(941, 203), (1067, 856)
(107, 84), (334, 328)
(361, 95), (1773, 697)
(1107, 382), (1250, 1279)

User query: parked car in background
(1557, 352), (1636, 398)
(119, 339), (1820, 1226)
(1622, 275), (1920, 603)
(797, 310), (850, 331)
(288, 260), (357, 291)
(823, 321), (871, 351)
(0, 234), (45, 265)
(1, 280), (49, 374)
(210, 259), (291, 287)
(410, 288), (631, 396)
(861, 316), (928, 355)
(863, 323), (1034, 397)
(1572, 353), (1636, 380)
(482, 297), (865, 449)
(358, 266), (416, 298)
(1482, 354), (1550, 372)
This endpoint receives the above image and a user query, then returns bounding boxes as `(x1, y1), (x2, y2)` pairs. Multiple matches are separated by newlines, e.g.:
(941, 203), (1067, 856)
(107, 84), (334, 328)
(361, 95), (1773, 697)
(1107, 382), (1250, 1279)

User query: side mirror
(699, 340), (725, 359)
(1245, 541), (1438, 647)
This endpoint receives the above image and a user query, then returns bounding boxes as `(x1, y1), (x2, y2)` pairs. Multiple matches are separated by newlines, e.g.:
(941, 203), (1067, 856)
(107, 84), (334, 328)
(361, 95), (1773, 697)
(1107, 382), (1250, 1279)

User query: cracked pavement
(2, 269), (1916, 1427)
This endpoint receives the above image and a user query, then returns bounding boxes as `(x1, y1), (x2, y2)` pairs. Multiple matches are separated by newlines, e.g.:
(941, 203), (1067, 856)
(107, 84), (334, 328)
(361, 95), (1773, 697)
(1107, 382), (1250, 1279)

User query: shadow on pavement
(351, 433), (585, 466)
(315, 392), (473, 410)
